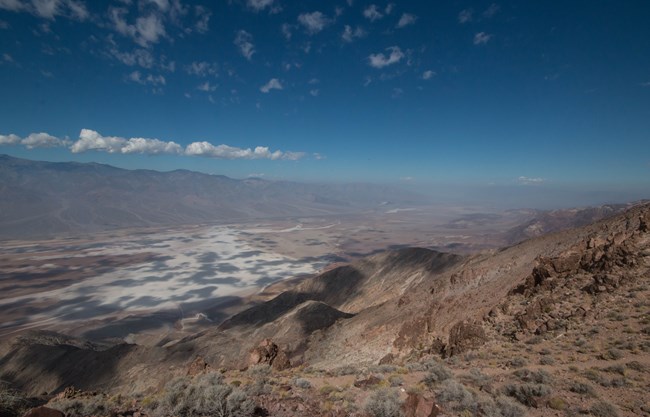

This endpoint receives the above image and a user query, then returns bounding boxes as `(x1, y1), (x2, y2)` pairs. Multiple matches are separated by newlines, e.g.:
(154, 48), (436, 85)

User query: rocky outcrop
(249, 339), (291, 371)
(22, 407), (65, 417)
(403, 393), (442, 417)
(186, 356), (209, 376)
(444, 321), (487, 357)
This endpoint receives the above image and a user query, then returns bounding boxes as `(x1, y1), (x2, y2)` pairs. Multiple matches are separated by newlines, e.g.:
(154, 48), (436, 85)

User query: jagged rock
(515, 297), (555, 333)
(403, 392), (442, 417)
(445, 321), (487, 357)
(187, 356), (209, 376)
(249, 339), (291, 371)
(22, 407), (65, 417)
(379, 353), (395, 365)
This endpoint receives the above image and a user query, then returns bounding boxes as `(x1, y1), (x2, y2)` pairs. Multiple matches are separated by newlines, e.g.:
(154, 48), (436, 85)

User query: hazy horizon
(1, 1), (649, 201)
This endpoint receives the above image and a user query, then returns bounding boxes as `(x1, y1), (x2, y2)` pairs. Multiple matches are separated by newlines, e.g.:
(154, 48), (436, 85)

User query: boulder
(187, 356), (209, 376)
(22, 407), (65, 417)
(444, 321), (487, 357)
(249, 339), (291, 371)
(402, 393), (442, 417)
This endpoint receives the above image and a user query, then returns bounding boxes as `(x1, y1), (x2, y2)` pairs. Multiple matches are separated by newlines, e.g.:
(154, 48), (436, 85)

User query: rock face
(187, 356), (209, 376)
(248, 339), (291, 371)
(22, 407), (65, 417)
(402, 393), (442, 417)
(444, 321), (487, 357)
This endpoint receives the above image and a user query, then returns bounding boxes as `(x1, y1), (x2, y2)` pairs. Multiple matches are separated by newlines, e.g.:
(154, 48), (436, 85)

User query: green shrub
(155, 373), (254, 417)
(365, 388), (403, 417)
(513, 368), (552, 384)
(291, 378), (311, 389)
(569, 381), (596, 397)
(503, 383), (551, 406)
(590, 401), (619, 417)
(421, 363), (452, 387)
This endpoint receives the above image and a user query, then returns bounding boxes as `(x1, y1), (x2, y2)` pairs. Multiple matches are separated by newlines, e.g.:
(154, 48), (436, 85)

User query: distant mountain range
(0, 154), (427, 239)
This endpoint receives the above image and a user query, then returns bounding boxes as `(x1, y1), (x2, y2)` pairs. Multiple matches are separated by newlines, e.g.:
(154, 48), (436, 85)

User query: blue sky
(0, 0), (649, 195)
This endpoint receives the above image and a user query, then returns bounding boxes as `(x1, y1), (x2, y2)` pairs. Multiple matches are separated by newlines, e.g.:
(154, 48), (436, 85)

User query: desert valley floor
(0, 206), (532, 342)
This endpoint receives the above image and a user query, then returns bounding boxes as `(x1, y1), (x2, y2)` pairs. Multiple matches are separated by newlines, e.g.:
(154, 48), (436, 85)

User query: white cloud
(194, 5), (210, 33)
(368, 46), (404, 69)
(0, 20), (9, 29)
(0, 0), (25, 12)
(110, 8), (166, 47)
(363, 4), (382, 21)
(128, 70), (165, 86)
(473, 32), (492, 45)
(1, 0), (88, 20)
(234, 30), (255, 60)
(185, 142), (302, 160)
(247, 0), (274, 12)
(109, 47), (155, 68)
(23, 132), (71, 148)
(2, 53), (14, 63)
(483, 3), (500, 18)
(297, 11), (330, 34)
(65, 0), (88, 20)
(197, 81), (217, 92)
(0, 133), (21, 145)
(458, 8), (473, 23)
(71, 129), (127, 153)
(281, 23), (292, 40)
(32, 0), (61, 19)
(341, 25), (366, 42)
(4, 129), (307, 160)
(135, 14), (166, 45)
(121, 137), (183, 154)
(640, 81), (650, 87)
(260, 78), (283, 93)
(0, 132), (70, 148)
(146, 0), (169, 11)
(384, 3), (394, 15)
(397, 13), (417, 28)
(518, 176), (544, 185)
(421, 70), (435, 80)
(186, 61), (218, 77)
(309, 89), (319, 96)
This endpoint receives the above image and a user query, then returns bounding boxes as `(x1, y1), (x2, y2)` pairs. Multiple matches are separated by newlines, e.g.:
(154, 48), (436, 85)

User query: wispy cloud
(246, 0), (277, 12)
(341, 25), (366, 42)
(421, 70), (436, 80)
(368, 46), (404, 69)
(194, 5), (211, 33)
(110, 8), (166, 47)
(483, 3), (500, 18)
(518, 176), (544, 185)
(396, 13), (417, 28)
(363, 4), (383, 21)
(458, 8), (473, 23)
(197, 81), (217, 92)
(185, 61), (218, 77)
(108, 47), (155, 69)
(473, 32), (492, 45)
(234, 30), (255, 60)
(0, 129), (307, 160)
(260, 78), (283, 93)
(297, 11), (330, 34)
(128, 70), (166, 86)
(0, 0), (89, 21)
